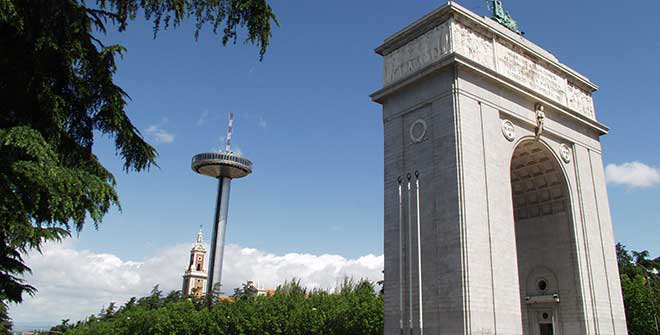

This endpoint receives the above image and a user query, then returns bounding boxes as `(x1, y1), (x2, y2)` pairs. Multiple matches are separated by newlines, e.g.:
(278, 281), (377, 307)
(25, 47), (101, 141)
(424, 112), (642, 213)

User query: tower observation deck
(191, 113), (252, 306)
(191, 152), (252, 179)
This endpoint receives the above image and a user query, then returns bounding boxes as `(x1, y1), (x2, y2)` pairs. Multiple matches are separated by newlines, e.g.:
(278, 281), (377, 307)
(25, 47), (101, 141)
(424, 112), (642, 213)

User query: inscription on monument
(567, 82), (595, 118)
(495, 40), (566, 104)
(451, 27), (596, 120)
(452, 22), (494, 69)
(448, 22), (596, 120)
(384, 22), (450, 85)
(381, 17), (597, 121)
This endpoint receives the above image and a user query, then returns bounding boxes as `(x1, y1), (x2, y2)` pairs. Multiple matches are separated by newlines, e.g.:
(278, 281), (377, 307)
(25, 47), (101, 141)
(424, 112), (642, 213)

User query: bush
(59, 279), (383, 335)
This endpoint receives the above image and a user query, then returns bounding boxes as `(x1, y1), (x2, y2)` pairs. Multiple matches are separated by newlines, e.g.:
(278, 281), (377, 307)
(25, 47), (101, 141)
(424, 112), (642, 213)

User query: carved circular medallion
(560, 144), (572, 163)
(501, 119), (515, 141)
(410, 119), (427, 143)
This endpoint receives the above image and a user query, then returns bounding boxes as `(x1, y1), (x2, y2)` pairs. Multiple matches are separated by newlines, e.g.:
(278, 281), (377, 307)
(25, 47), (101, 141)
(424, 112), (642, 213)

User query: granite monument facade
(371, 3), (627, 334)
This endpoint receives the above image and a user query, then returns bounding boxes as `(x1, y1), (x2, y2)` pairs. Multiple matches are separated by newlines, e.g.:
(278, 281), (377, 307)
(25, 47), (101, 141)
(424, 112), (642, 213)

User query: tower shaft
(192, 113), (252, 308)
(206, 176), (232, 303)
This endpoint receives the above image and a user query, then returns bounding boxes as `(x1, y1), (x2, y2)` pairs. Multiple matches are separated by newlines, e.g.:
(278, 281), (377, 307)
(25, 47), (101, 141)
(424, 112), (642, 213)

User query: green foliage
(232, 281), (259, 299)
(137, 285), (164, 310)
(0, 301), (11, 334)
(100, 302), (117, 319)
(0, 0), (277, 306)
(97, 0), (278, 60)
(621, 275), (658, 334)
(50, 319), (75, 333)
(54, 279), (383, 335)
(616, 243), (660, 334)
(0, 127), (109, 303)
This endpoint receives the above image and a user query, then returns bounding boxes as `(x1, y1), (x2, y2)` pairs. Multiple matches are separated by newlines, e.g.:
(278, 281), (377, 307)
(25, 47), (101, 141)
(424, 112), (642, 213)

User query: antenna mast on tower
(225, 112), (233, 152)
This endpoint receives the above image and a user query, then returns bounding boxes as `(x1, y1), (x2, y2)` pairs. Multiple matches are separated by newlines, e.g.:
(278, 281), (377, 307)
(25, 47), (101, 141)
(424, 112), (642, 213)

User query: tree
(0, 0), (277, 305)
(617, 243), (660, 334)
(119, 297), (137, 313)
(135, 285), (164, 310)
(100, 302), (117, 319)
(232, 281), (259, 299)
(377, 270), (384, 295)
(49, 319), (74, 333)
(163, 290), (184, 304)
(621, 274), (658, 335)
(0, 302), (11, 335)
(53, 278), (384, 335)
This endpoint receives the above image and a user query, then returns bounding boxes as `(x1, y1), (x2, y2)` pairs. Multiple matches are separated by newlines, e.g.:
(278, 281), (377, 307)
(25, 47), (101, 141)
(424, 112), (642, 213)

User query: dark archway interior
(510, 140), (580, 334)
(511, 141), (567, 221)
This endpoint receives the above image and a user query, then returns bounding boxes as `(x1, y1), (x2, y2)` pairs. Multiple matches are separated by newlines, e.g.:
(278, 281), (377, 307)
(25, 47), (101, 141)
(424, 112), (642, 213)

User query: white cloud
(9, 241), (383, 325)
(231, 145), (244, 156)
(212, 136), (228, 153)
(258, 115), (267, 128)
(196, 110), (209, 127)
(605, 161), (660, 189)
(146, 125), (175, 144)
(145, 118), (175, 144)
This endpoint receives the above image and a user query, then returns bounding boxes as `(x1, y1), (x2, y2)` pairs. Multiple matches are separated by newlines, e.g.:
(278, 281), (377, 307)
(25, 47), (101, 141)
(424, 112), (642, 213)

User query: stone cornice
(453, 56), (609, 135)
(371, 2), (607, 134)
(183, 270), (208, 278)
(370, 55), (609, 135)
(374, 2), (597, 92)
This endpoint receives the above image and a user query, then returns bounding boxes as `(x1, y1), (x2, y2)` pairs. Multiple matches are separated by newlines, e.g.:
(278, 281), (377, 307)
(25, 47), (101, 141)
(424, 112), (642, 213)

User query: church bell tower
(182, 228), (208, 297)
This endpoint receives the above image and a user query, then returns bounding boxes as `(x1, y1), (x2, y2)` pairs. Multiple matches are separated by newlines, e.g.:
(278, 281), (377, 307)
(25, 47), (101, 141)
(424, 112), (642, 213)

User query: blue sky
(86, 0), (659, 260)
(11, 0), (660, 328)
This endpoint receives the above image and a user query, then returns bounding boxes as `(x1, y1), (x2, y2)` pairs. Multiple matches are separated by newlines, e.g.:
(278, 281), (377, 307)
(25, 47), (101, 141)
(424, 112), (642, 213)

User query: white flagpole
(407, 173), (413, 335)
(398, 176), (405, 334)
(415, 171), (424, 335)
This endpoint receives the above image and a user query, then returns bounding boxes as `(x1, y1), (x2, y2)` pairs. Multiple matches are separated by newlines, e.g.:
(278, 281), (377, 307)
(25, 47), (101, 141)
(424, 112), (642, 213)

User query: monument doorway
(511, 140), (578, 335)
(540, 323), (554, 335)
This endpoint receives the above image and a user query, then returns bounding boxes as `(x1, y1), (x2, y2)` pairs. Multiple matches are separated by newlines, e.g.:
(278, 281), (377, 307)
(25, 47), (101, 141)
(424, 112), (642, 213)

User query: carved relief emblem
(453, 21), (494, 69)
(384, 22), (450, 85)
(501, 119), (515, 141)
(560, 144), (571, 163)
(410, 119), (428, 143)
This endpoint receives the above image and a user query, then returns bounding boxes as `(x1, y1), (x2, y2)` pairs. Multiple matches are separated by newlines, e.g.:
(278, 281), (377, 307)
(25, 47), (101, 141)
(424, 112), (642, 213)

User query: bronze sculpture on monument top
(485, 0), (520, 33)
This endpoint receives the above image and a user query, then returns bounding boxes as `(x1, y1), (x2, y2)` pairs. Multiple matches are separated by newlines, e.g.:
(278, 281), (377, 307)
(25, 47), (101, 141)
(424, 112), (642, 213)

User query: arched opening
(510, 140), (580, 335)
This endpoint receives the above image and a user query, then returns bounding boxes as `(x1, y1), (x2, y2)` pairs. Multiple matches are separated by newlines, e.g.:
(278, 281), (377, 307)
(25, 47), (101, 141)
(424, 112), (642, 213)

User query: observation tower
(191, 113), (252, 305)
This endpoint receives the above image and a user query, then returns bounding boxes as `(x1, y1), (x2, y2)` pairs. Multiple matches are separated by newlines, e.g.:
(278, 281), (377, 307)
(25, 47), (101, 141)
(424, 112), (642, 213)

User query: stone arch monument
(370, 3), (627, 335)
